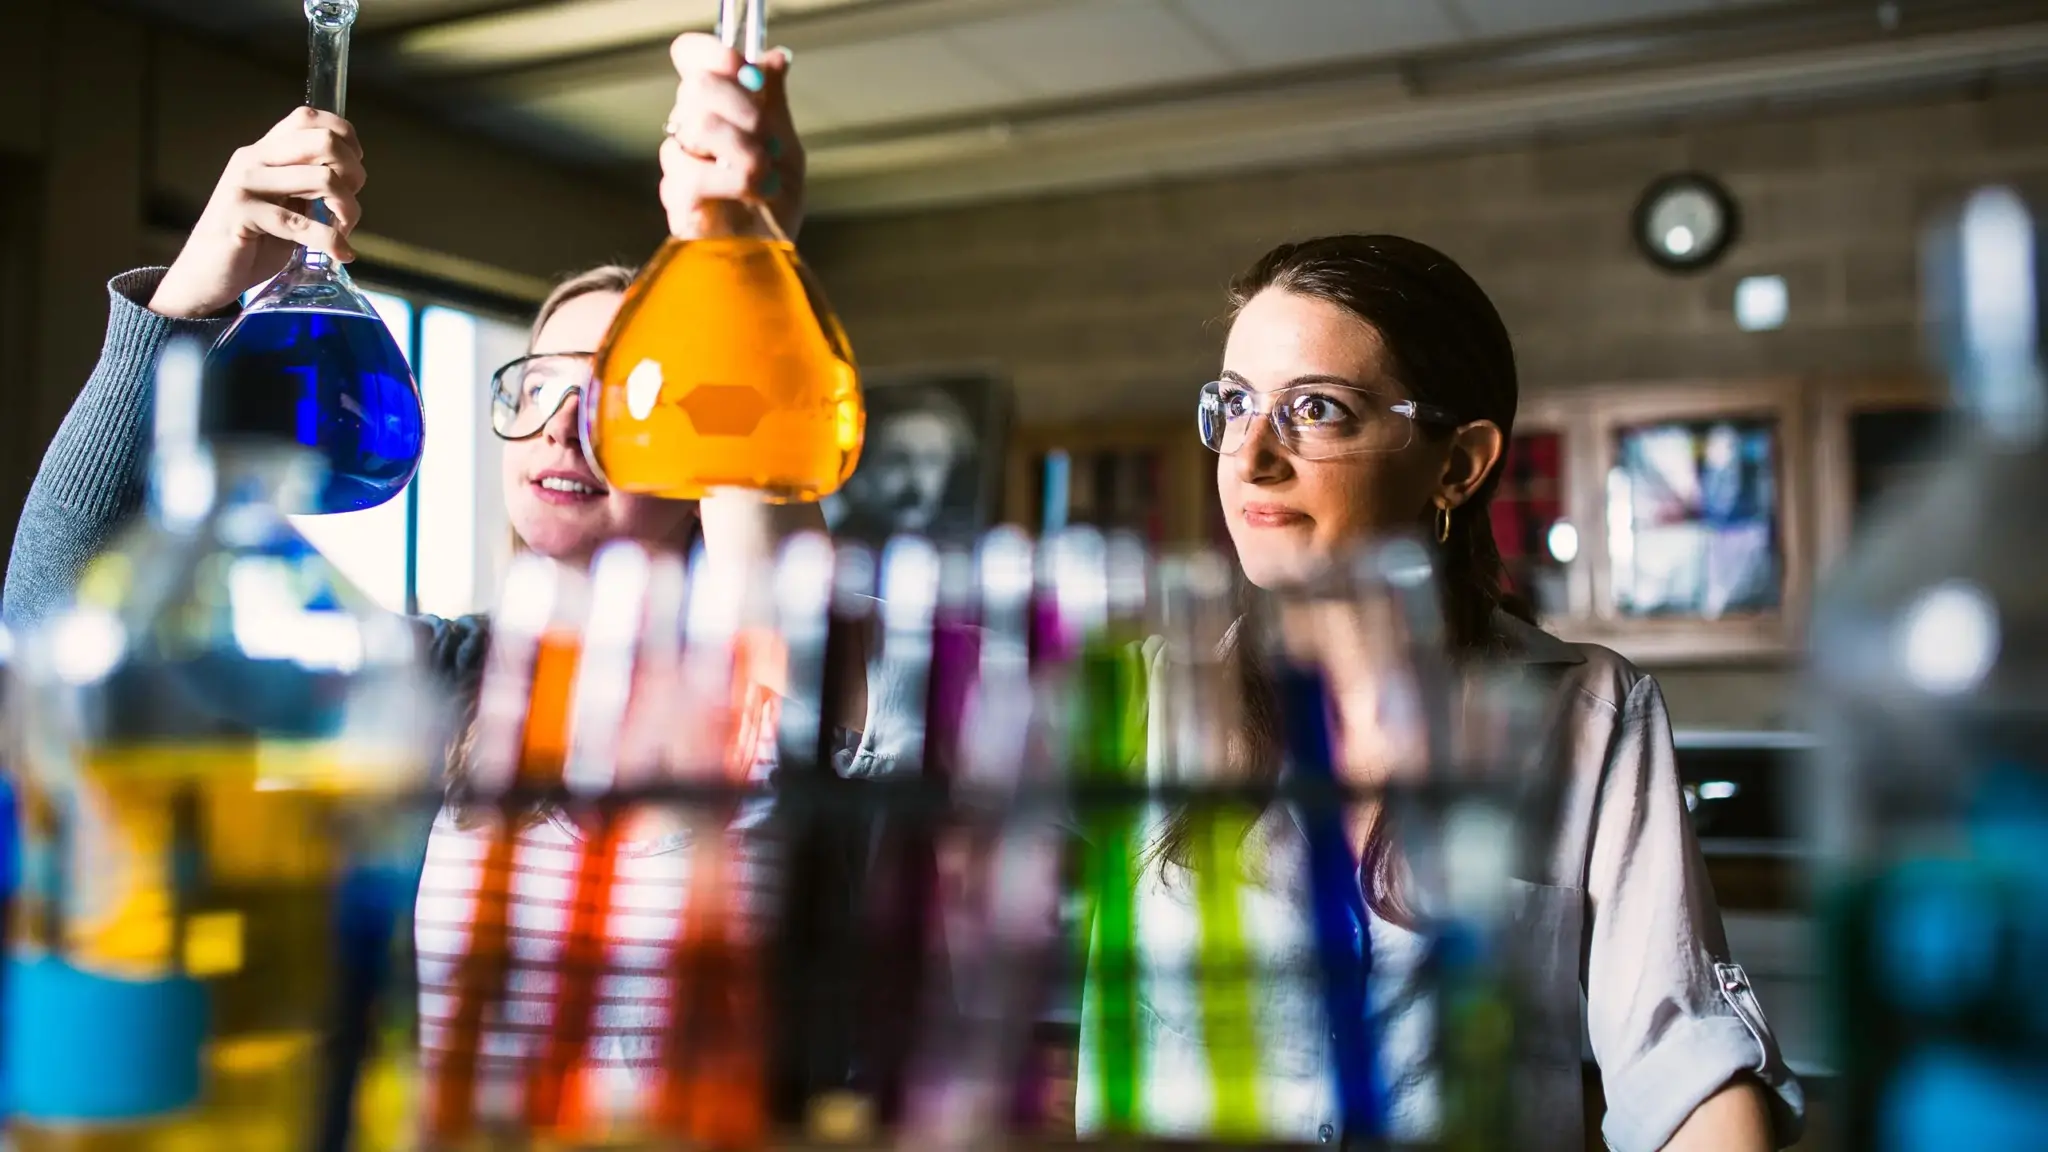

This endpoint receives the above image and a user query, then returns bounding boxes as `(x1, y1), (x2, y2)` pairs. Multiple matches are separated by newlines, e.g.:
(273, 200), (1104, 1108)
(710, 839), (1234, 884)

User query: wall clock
(1634, 172), (1740, 273)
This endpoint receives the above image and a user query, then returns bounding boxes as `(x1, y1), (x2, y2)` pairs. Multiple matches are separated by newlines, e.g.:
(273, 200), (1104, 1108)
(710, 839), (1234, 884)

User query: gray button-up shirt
(1077, 614), (1804, 1151)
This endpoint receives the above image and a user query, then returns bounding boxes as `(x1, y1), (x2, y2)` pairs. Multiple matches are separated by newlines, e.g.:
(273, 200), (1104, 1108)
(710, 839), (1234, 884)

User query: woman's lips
(1240, 503), (1310, 529)
(530, 470), (606, 506)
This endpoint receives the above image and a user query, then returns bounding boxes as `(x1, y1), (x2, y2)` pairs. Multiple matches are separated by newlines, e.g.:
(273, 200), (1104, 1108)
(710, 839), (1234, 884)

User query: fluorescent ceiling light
(393, 0), (857, 71)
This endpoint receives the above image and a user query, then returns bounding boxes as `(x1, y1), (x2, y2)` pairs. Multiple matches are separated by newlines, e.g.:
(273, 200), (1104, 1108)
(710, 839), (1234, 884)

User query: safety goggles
(1197, 378), (1459, 460)
(489, 352), (594, 441)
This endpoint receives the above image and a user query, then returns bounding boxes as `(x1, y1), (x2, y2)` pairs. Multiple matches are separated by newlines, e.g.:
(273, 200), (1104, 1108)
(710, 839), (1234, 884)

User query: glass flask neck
(303, 0), (357, 257)
(305, 2), (356, 117)
(242, 244), (378, 315)
(683, 197), (789, 244)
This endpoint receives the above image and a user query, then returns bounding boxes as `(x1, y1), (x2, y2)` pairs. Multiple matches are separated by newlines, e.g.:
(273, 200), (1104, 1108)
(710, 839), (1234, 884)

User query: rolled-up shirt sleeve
(1584, 675), (1805, 1152)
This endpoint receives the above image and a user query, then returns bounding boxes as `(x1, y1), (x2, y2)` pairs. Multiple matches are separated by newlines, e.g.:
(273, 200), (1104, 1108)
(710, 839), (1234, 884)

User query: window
(289, 289), (527, 619)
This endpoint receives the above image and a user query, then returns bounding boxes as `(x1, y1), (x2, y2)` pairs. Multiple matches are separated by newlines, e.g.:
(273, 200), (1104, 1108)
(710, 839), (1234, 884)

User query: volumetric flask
(204, 0), (424, 516)
(588, 0), (863, 503)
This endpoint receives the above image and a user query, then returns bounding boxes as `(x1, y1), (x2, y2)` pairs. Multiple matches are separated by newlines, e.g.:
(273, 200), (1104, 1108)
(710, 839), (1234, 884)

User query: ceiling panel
(1453, 0), (1717, 40)
(385, 0), (870, 72)
(515, 72), (678, 151)
(942, 0), (1237, 99)
(785, 33), (1030, 130)
(1169, 0), (1468, 68)
(390, 0), (721, 71)
(352, 0), (543, 32)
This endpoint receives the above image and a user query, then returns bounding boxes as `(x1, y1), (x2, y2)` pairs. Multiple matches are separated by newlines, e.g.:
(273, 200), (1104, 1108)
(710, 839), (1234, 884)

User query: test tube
(649, 541), (781, 1148)
(858, 537), (946, 1126)
(902, 527), (1061, 1148)
(422, 555), (587, 1142)
(759, 541), (875, 1134)
(1066, 529), (1150, 1132)
(1154, 550), (1262, 1137)
(522, 543), (680, 1136)
(1266, 558), (1396, 1144)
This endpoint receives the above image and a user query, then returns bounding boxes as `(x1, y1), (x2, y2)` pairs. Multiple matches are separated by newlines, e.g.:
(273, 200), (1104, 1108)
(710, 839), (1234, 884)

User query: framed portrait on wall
(823, 369), (1013, 548)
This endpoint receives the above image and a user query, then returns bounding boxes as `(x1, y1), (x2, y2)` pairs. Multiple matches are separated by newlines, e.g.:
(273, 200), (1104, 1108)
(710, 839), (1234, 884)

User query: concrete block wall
(801, 83), (2047, 717)
(803, 82), (2048, 430)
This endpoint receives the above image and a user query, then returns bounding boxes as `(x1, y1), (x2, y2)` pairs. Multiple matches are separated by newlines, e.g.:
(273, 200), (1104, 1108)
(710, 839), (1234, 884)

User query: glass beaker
(2, 338), (441, 1150)
(204, 0), (425, 516)
(587, 0), (864, 503)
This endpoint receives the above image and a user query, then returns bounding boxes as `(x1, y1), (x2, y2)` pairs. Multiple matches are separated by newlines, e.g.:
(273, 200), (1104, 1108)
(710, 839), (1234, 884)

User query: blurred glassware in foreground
(2, 337), (441, 1150)
(0, 623), (14, 1130)
(203, 0), (424, 515)
(1253, 540), (1546, 1150)
(588, 0), (863, 503)
(1809, 186), (2048, 1150)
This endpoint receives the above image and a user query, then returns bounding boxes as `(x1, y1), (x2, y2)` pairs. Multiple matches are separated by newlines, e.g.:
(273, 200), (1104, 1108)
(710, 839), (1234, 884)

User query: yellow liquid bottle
(591, 214), (864, 502)
(7, 744), (347, 1152)
(5, 348), (438, 1151)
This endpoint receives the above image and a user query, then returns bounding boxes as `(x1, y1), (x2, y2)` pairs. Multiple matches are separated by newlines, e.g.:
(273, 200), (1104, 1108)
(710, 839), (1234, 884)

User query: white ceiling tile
(942, 0), (1237, 99)
(1169, 0), (1466, 68)
(393, 0), (720, 71)
(1453, 0), (1715, 40)
(518, 73), (679, 151)
(786, 33), (1029, 128)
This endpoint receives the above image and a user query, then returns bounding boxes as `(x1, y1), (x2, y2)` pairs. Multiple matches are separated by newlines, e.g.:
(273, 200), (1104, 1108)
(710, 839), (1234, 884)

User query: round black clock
(1633, 172), (1739, 273)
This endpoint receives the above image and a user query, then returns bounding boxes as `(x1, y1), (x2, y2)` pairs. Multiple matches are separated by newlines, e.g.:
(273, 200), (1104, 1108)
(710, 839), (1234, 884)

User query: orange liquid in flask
(592, 235), (864, 501)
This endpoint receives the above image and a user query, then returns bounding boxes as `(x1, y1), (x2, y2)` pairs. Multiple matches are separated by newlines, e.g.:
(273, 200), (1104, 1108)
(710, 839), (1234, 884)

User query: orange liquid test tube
(651, 559), (785, 1149)
(422, 560), (585, 1148)
(524, 543), (681, 1139)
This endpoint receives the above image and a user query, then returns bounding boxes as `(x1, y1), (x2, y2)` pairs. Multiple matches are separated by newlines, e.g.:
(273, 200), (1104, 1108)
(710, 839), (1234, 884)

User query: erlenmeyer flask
(588, 0), (863, 503)
(204, 0), (424, 516)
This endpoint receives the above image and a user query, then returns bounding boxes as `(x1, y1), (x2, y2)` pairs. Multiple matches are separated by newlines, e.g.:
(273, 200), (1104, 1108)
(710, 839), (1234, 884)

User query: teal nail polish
(737, 64), (765, 93)
(766, 135), (784, 160)
(758, 170), (782, 197)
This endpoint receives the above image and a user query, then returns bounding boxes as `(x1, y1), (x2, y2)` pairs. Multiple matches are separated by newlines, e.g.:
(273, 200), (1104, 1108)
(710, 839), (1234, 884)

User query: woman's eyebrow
(1219, 370), (1369, 391)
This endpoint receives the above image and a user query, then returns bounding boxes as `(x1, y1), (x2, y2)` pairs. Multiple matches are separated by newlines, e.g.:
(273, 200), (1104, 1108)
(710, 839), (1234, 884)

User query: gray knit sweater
(1, 268), (494, 709)
(5, 269), (212, 626)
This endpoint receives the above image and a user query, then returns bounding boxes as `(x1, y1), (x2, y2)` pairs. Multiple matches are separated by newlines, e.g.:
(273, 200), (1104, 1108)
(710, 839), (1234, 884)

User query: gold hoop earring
(1434, 503), (1453, 544)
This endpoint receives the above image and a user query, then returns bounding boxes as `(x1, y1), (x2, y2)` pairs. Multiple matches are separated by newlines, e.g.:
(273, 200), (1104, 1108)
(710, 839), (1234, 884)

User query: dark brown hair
(1154, 234), (1535, 922)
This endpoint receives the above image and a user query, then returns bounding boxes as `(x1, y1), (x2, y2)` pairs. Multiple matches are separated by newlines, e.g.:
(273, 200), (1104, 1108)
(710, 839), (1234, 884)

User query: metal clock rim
(1632, 170), (1742, 275)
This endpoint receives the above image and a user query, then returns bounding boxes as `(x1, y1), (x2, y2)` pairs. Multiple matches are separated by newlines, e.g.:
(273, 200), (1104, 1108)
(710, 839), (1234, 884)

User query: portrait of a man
(824, 373), (1010, 547)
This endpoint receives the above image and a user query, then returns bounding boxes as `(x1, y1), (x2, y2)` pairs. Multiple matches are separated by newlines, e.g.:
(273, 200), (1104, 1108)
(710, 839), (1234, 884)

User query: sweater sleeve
(1, 268), (238, 628)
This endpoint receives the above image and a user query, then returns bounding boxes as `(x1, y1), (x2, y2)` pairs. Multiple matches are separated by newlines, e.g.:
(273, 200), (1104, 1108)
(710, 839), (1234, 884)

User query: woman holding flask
(0, 29), (906, 1138)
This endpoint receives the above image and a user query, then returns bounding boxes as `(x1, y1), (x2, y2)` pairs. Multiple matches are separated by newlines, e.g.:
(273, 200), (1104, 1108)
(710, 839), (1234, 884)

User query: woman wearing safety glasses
(1068, 235), (1806, 1152)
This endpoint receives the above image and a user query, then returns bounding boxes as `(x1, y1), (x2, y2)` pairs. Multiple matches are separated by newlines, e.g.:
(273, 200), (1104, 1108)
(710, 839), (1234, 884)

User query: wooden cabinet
(1508, 377), (1947, 663)
(1812, 376), (1948, 574)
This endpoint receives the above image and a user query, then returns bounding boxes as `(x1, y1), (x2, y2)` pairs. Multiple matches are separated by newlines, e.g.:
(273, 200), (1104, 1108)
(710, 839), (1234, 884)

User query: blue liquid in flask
(205, 308), (423, 514)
